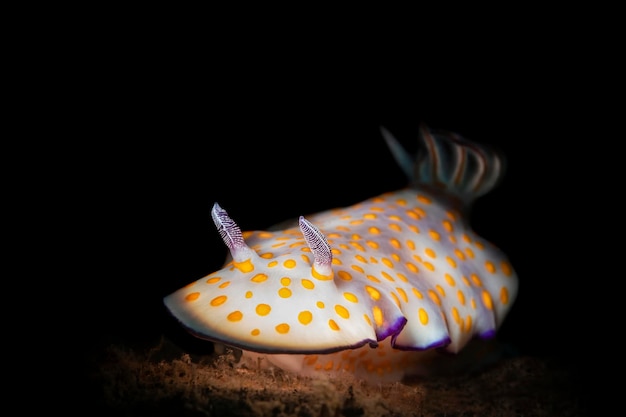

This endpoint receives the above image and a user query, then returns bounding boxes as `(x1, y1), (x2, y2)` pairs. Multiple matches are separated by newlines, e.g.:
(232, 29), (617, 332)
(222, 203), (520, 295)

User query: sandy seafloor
(82, 334), (594, 417)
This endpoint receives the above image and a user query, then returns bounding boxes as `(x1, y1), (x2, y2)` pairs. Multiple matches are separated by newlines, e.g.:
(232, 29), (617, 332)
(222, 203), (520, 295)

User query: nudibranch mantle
(164, 124), (518, 382)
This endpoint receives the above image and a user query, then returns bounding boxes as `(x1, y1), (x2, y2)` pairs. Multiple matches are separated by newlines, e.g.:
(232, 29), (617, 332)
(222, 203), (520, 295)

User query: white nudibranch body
(163, 124), (518, 382)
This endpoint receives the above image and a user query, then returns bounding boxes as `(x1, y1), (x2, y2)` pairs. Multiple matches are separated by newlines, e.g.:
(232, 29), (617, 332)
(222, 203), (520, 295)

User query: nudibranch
(163, 124), (518, 382)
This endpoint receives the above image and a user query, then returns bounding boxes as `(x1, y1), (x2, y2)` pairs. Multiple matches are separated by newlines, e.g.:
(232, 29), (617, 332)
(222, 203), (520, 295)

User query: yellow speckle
(444, 273), (456, 286)
(312, 267), (334, 281)
(501, 261), (513, 277)
(369, 257), (379, 263)
(276, 323), (290, 334)
(251, 329), (260, 336)
(332, 258), (342, 265)
(267, 260), (278, 267)
(206, 277), (221, 284)
(454, 249), (466, 260)
(406, 262), (419, 273)
(397, 272), (409, 282)
(335, 304), (350, 319)
(371, 206), (385, 212)
(368, 226), (381, 235)
(280, 277), (291, 286)
(251, 273), (268, 283)
(336, 226), (350, 232)
(301, 279), (315, 289)
(261, 253), (274, 259)
(485, 261), (496, 274)
(465, 315), (472, 332)
(218, 281), (230, 289)
(355, 254), (368, 263)
(471, 298), (477, 309)
(351, 234), (362, 240)
(500, 286), (509, 305)
(350, 219), (364, 225)
(185, 292), (200, 301)
(278, 288), (292, 298)
(316, 301), (325, 309)
(390, 292), (401, 307)
(396, 287), (408, 302)
(442, 220), (453, 233)
(233, 259), (254, 273)
(418, 308), (429, 325)
(257, 232), (273, 238)
(328, 233), (342, 239)
(290, 241), (305, 248)
(389, 223), (402, 232)
(381, 271), (394, 281)
(363, 314), (372, 325)
(446, 210), (457, 221)
(451, 307), (460, 323)
(475, 241), (485, 250)
(436, 285), (446, 297)
(428, 230), (440, 241)
(406, 210), (420, 220)
(350, 242), (365, 251)
(462, 234), (472, 243)
(351, 265), (364, 273)
(482, 291), (493, 310)
(366, 240), (379, 249)
(412, 288), (424, 299)
(364, 213), (377, 219)
(391, 253), (400, 261)
(465, 247), (475, 259)
(428, 290), (441, 306)
(406, 240), (416, 250)
(301, 247), (311, 252)
(389, 238), (401, 248)
(227, 311), (243, 322)
(328, 319), (340, 331)
(301, 254), (311, 263)
(210, 295), (227, 306)
(366, 274), (381, 283)
(331, 248), (342, 255)
(338, 271), (352, 281)
(365, 285), (381, 300)
(423, 261), (435, 271)
(256, 304), (271, 316)
(396, 199), (407, 206)
(343, 292), (358, 303)
(381, 258), (394, 268)
(372, 306), (384, 326)
(409, 225), (420, 234)
(424, 248), (436, 258)
(471, 273), (483, 287)
(245, 291), (253, 298)
(283, 259), (296, 269)
(389, 214), (402, 221)
(271, 242), (286, 248)
(449, 235), (457, 244)
(457, 290), (466, 305)
(446, 256), (457, 268)
(298, 311), (313, 325)
(417, 195), (431, 204)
